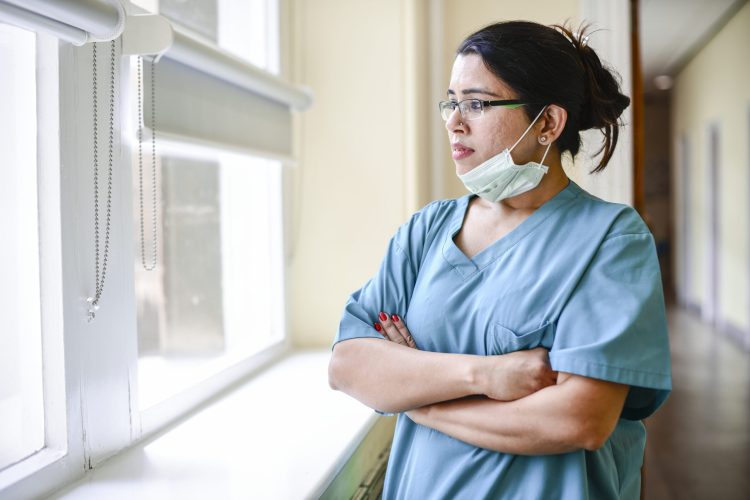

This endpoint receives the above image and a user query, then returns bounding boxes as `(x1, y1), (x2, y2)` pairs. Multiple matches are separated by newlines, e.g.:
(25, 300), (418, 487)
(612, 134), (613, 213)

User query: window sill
(48, 350), (379, 499)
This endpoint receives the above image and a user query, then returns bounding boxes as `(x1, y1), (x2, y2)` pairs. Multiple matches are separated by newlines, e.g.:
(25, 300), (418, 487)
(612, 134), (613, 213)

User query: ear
(537, 104), (567, 142)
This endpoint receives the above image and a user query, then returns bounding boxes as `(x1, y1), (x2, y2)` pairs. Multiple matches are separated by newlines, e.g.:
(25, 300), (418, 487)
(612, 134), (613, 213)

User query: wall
(672, 1), (750, 336)
(287, 0), (410, 348)
(644, 91), (674, 298)
(287, 0), (636, 348)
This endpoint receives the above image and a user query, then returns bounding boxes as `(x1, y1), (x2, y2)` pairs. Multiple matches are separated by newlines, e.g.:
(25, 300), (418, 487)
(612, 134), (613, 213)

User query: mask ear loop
(538, 141), (552, 167)
(509, 105), (548, 153)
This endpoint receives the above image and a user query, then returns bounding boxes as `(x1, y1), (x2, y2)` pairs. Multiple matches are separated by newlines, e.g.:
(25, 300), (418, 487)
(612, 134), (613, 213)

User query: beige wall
(672, 1), (750, 331)
(287, 0), (410, 348)
(286, 0), (633, 348)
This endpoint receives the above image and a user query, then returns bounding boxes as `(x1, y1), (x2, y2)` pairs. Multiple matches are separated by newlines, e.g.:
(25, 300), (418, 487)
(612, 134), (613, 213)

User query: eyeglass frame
(438, 98), (528, 121)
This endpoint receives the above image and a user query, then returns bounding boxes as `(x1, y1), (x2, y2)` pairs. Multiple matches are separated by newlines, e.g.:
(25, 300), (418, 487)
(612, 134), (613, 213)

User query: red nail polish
(392, 314), (399, 322)
(379, 312), (388, 321)
(374, 322), (382, 332)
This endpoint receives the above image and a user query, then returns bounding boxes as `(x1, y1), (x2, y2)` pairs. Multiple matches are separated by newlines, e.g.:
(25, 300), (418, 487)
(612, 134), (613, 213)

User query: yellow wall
(287, 0), (409, 348)
(288, 0), (585, 348)
(672, 1), (750, 330)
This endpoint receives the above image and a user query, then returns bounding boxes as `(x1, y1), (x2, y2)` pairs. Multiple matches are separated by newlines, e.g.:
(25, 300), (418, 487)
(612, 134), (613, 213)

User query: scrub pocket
(488, 322), (555, 355)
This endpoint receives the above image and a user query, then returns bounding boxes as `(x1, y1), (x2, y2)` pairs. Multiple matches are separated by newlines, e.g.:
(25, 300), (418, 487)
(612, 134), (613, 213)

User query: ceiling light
(653, 75), (673, 90)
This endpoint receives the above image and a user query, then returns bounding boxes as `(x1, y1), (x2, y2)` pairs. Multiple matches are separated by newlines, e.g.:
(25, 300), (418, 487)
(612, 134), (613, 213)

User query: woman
(329, 21), (671, 499)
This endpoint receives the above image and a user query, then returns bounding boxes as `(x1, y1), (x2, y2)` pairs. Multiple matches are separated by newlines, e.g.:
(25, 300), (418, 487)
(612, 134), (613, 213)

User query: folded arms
(329, 313), (628, 454)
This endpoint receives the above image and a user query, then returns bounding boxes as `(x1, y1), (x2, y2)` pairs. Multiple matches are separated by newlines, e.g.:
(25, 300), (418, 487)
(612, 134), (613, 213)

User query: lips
(452, 142), (474, 160)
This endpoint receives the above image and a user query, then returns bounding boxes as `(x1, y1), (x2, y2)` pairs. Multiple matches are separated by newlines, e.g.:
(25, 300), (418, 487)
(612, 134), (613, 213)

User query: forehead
(448, 53), (515, 97)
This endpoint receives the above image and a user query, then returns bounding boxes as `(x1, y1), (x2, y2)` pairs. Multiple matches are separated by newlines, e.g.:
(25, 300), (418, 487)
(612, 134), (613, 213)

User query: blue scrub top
(333, 181), (672, 500)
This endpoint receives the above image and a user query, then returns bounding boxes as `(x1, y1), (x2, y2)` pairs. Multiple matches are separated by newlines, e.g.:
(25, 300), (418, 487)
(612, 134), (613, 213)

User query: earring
(539, 136), (547, 144)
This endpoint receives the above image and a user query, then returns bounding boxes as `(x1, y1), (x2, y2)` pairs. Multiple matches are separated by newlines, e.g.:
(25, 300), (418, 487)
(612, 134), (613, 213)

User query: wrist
(465, 355), (488, 396)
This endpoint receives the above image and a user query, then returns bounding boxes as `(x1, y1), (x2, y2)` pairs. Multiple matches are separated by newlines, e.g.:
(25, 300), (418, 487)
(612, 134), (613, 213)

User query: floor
(643, 308), (750, 499)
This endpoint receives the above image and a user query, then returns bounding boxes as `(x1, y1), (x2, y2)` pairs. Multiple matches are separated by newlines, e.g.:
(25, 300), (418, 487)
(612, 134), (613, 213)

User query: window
(135, 153), (285, 409)
(157, 0), (279, 72)
(129, 0), (287, 412)
(0, 22), (44, 472)
(0, 0), (308, 496)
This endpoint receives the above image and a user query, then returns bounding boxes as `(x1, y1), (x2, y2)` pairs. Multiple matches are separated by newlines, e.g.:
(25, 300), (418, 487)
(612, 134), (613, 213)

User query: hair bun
(552, 23), (630, 171)
(558, 26), (630, 131)
(577, 44), (630, 131)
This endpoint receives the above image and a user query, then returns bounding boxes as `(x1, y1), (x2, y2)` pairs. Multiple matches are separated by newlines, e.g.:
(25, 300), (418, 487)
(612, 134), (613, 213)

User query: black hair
(457, 21), (630, 172)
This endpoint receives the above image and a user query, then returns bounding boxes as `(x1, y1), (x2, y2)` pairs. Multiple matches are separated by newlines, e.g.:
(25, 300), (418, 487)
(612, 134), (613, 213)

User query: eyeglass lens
(439, 99), (483, 121)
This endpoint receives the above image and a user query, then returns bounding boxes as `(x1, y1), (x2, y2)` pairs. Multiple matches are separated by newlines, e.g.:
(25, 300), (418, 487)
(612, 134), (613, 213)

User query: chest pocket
(488, 322), (555, 355)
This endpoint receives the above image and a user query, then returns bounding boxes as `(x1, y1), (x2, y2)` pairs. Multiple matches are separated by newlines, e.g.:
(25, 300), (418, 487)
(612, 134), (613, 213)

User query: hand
(479, 348), (557, 401)
(405, 404), (428, 425)
(374, 311), (418, 349)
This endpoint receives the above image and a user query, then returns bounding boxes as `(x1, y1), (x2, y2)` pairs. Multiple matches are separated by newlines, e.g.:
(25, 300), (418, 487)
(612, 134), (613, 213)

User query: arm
(332, 202), (558, 413)
(330, 314), (557, 414)
(406, 372), (629, 454)
(329, 338), (482, 413)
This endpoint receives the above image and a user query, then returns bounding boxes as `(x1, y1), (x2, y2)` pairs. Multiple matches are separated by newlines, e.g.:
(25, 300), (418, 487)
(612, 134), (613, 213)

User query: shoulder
(414, 196), (465, 220)
(570, 184), (650, 239)
(400, 196), (466, 234)
(391, 196), (466, 259)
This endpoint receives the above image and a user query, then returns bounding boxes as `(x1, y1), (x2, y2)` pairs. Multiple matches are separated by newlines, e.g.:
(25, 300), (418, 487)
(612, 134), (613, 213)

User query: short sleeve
(333, 238), (415, 347)
(549, 231), (672, 420)
(332, 202), (444, 349)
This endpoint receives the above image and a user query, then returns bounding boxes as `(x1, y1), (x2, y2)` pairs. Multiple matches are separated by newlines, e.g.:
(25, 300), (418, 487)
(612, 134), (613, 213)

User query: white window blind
(0, 1), (312, 161)
(0, 0), (124, 45)
(150, 25), (309, 162)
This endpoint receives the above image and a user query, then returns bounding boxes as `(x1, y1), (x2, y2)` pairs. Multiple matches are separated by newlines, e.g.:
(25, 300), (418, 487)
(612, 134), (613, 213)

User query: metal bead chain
(137, 56), (158, 271)
(88, 40), (117, 321)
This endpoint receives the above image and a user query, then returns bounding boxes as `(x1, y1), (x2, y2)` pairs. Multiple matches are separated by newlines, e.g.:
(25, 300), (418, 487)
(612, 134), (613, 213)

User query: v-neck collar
(442, 180), (581, 278)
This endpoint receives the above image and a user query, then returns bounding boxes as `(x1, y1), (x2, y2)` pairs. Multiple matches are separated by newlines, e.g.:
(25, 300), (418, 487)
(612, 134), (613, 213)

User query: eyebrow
(447, 88), (503, 98)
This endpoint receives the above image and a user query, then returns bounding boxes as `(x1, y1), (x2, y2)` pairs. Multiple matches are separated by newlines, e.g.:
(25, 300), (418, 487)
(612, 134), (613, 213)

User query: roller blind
(0, 0), (124, 45)
(149, 25), (312, 162)
(0, 0), (312, 161)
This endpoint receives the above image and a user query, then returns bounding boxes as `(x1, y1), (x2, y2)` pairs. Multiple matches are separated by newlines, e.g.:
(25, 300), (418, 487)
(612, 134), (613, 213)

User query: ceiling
(639, 0), (747, 90)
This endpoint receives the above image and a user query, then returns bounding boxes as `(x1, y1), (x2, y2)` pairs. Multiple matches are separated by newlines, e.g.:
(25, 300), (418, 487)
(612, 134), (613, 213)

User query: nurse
(329, 21), (671, 500)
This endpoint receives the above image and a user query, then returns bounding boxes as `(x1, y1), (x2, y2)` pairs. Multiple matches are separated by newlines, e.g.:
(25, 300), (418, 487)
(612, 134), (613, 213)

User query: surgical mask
(458, 106), (552, 203)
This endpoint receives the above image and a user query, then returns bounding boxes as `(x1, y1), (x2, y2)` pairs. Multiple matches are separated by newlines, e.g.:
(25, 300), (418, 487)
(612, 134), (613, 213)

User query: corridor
(644, 308), (750, 499)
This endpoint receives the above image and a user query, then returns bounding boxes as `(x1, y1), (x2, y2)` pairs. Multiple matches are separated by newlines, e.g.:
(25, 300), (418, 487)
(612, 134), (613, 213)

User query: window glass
(135, 154), (284, 409)
(159, 0), (218, 41)
(0, 23), (44, 470)
(158, 0), (279, 72)
(131, 0), (284, 409)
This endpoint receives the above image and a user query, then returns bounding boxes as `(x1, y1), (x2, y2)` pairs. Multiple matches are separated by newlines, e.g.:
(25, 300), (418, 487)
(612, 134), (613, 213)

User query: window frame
(0, 30), (83, 499)
(0, 0), (296, 496)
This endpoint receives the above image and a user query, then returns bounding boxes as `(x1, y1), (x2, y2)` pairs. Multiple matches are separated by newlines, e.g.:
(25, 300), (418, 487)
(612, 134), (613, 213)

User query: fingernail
(392, 314), (399, 322)
(379, 312), (388, 321)
(374, 322), (382, 332)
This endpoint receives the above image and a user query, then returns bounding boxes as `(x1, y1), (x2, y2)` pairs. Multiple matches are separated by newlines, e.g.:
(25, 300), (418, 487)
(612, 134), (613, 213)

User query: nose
(445, 107), (466, 133)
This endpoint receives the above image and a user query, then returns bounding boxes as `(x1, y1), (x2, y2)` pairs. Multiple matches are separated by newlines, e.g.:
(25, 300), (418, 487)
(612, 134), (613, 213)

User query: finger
(391, 314), (417, 348)
(373, 321), (386, 337)
(378, 311), (407, 345)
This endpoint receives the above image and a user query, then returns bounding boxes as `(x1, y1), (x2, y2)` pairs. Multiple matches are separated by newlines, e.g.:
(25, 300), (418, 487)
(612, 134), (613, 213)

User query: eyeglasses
(438, 98), (526, 121)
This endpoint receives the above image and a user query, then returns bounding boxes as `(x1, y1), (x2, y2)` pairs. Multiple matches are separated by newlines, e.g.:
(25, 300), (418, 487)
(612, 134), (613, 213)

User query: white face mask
(458, 106), (552, 203)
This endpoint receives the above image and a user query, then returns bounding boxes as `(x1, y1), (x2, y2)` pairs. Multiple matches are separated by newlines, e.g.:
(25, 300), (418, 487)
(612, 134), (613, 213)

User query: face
(446, 53), (542, 175)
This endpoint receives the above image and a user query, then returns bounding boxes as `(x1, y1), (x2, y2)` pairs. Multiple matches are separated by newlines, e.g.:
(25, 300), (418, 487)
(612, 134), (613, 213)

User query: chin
(455, 160), (480, 176)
